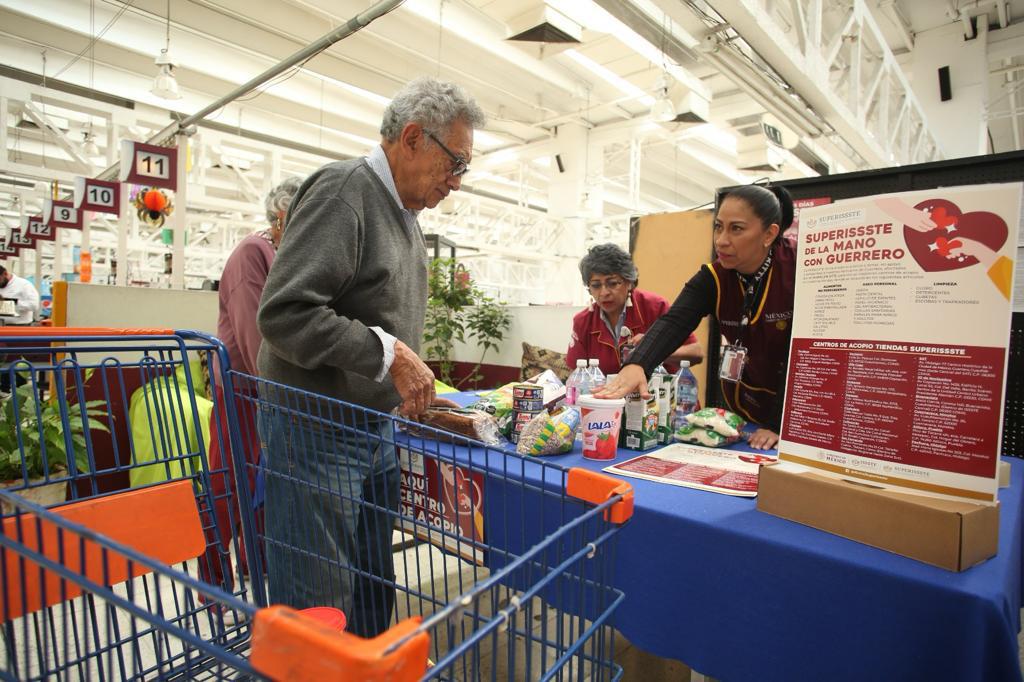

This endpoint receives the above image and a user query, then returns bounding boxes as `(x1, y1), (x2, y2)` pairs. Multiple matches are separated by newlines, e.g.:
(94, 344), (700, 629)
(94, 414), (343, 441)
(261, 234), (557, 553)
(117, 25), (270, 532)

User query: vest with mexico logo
(708, 241), (796, 428)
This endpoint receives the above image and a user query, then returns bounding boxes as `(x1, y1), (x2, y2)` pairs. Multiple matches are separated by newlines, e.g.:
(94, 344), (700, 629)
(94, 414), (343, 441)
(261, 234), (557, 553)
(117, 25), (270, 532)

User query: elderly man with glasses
(568, 243), (703, 375)
(255, 76), (485, 637)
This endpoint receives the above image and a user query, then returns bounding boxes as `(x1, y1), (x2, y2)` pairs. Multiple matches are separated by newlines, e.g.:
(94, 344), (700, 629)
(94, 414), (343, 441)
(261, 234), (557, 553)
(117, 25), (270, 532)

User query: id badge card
(719, 344), (747, 382)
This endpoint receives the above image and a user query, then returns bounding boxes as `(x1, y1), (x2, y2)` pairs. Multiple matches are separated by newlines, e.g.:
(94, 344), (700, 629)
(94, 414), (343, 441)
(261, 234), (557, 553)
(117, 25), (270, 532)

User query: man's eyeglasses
(587, 278), (626, 293)
(426, 131), (470, 177)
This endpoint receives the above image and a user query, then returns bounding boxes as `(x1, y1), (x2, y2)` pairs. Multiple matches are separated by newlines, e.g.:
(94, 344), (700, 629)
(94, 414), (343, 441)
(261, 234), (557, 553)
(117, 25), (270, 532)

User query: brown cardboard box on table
(757, 464), (999, 572)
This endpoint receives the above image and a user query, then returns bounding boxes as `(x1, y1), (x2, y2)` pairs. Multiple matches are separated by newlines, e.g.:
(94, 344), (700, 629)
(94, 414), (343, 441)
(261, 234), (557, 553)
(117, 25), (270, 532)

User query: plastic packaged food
(673, 423), (740, 448)
(414, 408), (502, 446)
(516, 406), (581, 456)
(685, 407), (746, 438)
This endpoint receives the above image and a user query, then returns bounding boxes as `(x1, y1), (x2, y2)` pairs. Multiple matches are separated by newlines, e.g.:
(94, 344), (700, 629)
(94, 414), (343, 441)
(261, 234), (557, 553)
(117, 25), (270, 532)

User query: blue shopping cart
(0, 329), (633, 680)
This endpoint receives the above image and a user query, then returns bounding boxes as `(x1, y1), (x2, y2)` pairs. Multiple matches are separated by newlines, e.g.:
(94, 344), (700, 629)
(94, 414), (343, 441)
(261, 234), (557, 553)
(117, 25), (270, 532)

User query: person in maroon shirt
(567, 243), (703, 376)
(598, 185), (796, 450)
(205, 176), (303, 585)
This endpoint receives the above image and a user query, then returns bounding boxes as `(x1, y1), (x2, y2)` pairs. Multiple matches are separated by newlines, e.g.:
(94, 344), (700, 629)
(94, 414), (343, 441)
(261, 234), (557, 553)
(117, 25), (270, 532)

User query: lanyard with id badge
(720, 253), (772, 383)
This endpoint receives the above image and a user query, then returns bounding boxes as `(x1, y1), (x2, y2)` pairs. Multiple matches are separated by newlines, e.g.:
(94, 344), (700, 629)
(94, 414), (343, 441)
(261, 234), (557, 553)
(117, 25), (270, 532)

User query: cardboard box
(757, 464), (999, 572)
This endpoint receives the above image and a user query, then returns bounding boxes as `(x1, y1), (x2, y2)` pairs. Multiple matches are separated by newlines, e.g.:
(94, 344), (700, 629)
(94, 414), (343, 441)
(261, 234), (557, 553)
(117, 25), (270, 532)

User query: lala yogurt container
(578, 395), (625, 460)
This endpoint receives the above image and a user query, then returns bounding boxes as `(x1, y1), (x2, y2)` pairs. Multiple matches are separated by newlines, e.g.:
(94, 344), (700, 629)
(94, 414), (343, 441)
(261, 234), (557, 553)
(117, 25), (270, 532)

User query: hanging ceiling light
(151, 0), (182, 100)
(82, 124), (101, 156)
(651, 73), (676, 122)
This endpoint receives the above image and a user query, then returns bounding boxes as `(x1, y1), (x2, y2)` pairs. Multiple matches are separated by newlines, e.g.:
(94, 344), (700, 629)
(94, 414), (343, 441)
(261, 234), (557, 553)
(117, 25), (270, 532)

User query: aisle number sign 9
(119, 140), (177, 190)
(74, 177), (121, 215)
(43, 199), (83, 230)
(23, 215), (54, 242)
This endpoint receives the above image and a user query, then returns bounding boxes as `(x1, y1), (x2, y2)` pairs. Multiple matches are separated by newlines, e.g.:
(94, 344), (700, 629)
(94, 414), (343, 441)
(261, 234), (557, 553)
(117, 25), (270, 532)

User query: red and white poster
(604, 444), (776, 497)
(783, 196), (831, 245)
(398, 448), (485, 563)
(779, 183), (1021, 504)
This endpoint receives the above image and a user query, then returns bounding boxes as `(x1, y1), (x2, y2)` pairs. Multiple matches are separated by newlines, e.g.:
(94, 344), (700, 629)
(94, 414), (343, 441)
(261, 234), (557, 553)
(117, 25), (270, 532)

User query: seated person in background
(567, 243), (703, 376)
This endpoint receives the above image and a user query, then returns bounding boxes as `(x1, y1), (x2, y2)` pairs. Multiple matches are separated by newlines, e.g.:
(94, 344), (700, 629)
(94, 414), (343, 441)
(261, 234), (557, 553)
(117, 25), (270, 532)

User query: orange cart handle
(566, 468), (635, 524)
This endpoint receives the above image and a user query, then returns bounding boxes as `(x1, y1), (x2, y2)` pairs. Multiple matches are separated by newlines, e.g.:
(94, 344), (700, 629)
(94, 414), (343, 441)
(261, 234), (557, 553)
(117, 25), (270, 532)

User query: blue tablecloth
(439, 393), (1024, 682)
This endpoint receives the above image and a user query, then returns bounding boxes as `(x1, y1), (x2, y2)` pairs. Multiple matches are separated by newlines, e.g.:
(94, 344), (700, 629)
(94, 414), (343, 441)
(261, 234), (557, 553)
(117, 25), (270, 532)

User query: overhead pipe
(96, 0), (405, 182)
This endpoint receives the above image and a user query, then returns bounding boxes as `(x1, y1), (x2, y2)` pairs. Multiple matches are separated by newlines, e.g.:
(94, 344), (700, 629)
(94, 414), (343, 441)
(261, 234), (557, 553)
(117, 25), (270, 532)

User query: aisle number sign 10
(75, 177), (121, 215)
(43, 199), (83, 230)
(23, 215), (54, 242)
(119, 140), (177, 190)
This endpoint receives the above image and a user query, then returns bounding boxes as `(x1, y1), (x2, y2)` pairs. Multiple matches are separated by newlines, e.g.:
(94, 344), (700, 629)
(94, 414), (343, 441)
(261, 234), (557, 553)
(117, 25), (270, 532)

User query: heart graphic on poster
(903, 198), (1008, 273)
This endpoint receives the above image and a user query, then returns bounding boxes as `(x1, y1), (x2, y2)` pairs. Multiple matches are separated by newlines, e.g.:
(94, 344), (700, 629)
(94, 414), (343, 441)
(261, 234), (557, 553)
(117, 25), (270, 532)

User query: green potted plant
(422, 258), (511, 389)
(0, 376), (109, 512)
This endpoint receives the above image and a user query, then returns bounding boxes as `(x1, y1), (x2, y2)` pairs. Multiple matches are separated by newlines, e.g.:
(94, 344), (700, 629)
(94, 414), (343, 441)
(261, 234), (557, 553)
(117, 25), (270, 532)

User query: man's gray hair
(578, 243), (638, 284)
(264, 176), (304, 225)
(380, 77), (486, 142)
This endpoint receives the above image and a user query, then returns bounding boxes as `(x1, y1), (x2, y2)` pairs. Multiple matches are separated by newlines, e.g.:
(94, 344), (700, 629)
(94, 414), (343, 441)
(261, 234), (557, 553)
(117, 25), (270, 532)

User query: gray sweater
(256, 159), (428, 412)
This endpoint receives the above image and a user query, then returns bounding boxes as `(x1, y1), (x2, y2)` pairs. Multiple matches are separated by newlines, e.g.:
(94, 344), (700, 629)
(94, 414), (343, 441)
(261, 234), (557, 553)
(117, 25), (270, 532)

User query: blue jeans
(260, 408), (399, 638)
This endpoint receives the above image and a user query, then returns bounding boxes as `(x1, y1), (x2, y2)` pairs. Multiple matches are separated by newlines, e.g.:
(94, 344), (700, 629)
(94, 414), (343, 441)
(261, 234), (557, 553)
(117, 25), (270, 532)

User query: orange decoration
(143, 189), (168, 212)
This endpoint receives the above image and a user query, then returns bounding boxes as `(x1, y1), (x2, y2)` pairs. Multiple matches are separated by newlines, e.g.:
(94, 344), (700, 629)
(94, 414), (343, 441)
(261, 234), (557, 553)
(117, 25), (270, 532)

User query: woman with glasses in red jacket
(567, 243), (703, 376)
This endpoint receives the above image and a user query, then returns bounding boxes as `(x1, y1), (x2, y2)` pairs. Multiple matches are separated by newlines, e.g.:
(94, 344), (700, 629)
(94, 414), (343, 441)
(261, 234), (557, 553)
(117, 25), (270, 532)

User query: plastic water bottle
(673, 361), (700, 430)
(588, 358), (606, 392)
(565, 359), (588, 407)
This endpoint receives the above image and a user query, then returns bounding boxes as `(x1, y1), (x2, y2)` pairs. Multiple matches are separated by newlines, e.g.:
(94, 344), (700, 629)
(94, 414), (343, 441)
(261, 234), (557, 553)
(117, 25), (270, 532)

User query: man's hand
(748, 428), (779, 450)
(389, 340), (436, 418)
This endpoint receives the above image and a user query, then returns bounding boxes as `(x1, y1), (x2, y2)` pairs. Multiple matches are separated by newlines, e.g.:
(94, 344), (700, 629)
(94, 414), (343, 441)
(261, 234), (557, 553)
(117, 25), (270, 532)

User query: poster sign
(74, 177), (120, 215)
(43, 199), (82, 230)
(398, 448), (485, 564)
(0, 239), (18, 258)
(784, 196), (831, 244)
(119, 140), (177, 190)
(24, 215), (54, 242)
(779, 183), (1021, 504)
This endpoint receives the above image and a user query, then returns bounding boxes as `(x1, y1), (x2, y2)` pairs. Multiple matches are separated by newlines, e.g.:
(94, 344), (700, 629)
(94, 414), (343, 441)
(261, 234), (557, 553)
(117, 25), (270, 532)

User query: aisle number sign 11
(43, 199), (83, 230)
(75, 177), (120, 215)
(23, 215), (54, 242)
(119, 140), (177, 190)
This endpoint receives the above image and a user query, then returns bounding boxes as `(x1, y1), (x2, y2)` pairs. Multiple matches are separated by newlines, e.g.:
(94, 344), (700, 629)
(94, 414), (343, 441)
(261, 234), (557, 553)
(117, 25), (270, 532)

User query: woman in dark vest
(597, 184), (795, 450)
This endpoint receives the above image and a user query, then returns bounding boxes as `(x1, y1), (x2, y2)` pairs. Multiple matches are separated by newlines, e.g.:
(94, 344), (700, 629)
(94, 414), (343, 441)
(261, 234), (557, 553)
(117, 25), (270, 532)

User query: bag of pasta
(516, 406), (580, 456)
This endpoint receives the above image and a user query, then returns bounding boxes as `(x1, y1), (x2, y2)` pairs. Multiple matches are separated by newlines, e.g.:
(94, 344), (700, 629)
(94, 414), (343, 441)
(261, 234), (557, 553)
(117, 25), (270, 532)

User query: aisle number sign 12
(75, 177), (121, 215)
(23, 215), (54, 242)
(43, 199), (83, 230)
(119, 140), (177, 190)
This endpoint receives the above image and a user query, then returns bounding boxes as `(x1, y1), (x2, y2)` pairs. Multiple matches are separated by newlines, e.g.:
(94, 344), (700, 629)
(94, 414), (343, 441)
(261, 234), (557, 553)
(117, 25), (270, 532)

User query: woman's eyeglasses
(426, 131), (470, 177)
(587, 278), (626, 293)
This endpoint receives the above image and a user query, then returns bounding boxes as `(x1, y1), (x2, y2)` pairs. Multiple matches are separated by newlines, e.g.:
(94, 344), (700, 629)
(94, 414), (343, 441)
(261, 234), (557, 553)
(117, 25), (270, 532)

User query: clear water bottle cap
(680, 360), (690, 368)
(588, 358), (599, 367)
(576, 359), (587, 368)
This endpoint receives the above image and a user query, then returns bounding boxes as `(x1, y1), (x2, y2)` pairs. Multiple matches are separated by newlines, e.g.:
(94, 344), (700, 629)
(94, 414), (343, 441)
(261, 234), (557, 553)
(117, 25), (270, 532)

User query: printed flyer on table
(779, 183), (1021, 503)
(604, 444), (776, 497)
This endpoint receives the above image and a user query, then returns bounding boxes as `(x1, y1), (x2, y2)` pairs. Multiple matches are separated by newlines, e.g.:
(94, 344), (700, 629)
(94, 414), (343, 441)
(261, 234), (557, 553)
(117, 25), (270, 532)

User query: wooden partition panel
(631, 210), (715, 404)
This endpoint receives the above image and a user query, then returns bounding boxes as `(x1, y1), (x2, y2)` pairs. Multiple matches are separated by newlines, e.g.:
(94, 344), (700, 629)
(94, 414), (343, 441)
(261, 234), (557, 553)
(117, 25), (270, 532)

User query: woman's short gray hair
(265, 176), (304, 225)
(579, 243), (638, 284)
(380, 77), (486, 141)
